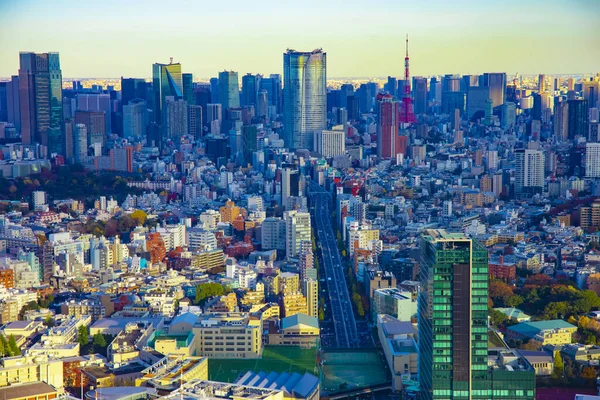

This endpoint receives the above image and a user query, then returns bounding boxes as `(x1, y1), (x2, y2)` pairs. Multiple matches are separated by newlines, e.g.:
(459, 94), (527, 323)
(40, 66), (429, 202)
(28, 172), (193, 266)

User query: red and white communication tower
(399, 34), (416, 124)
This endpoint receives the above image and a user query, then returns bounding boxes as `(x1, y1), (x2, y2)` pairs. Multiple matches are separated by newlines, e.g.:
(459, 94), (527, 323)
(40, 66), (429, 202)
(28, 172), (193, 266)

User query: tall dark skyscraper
(259, 74), (282, 114)
(413, 77), (428, 115)
(210, 77), (219, 105)
(152, 61), (183, 130)
(376, 93), (403, 159)
(242, 73), (258, 107)
(482, 72), (507, 108)
(419, 230), (489, 400)
(283, 49), (326, 150)
(182, 73), (194, 105)
(386, 76), (398, 97)
(567, 99), (589, 139)
(19, 52), (64, 154)
(121, 78), (147, 107)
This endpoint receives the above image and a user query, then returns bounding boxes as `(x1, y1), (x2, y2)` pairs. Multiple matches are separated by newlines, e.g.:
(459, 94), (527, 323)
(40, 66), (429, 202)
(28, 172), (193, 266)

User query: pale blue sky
(0, 0), (598, 78)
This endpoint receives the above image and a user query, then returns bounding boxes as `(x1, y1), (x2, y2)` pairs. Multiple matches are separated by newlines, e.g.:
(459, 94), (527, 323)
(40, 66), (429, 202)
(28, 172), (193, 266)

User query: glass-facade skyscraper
(19, 52), (64, 155)
(152, 61), (183, 137)
(218, 71), (240, 111)
(242, 73), (258, 107)
(283, 49), (326, 150)
(419, 230), (489, 400)
(482, 72), (507, 108)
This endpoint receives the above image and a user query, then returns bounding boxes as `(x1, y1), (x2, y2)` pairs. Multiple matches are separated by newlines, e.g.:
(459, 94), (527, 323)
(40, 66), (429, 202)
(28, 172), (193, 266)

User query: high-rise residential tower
(283, 49), (327, 150)
(515, 148), (545, 195)
(419, 230), (489, 400)
(19, 52), (64, 154)
(218, 71), (240, 111)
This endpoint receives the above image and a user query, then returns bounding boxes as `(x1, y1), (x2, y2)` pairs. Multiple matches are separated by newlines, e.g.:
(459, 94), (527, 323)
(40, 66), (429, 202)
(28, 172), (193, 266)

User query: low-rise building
(136, 355), (208, 391)
(268, 314), (320, 348)
(507, 320), (577, 346)
(192, 313), (262, 359)
(376, 314), (418, 392)
(372, 288), (417, 323)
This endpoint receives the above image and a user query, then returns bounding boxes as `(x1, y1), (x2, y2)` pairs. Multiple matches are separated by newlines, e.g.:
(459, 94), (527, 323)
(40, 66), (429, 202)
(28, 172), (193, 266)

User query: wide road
(309, 182), (358, 348)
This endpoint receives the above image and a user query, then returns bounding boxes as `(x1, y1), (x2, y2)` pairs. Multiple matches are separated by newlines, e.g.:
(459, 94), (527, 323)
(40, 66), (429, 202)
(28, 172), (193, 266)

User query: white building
(284, 211), (311, 259)
(586, 143), (600, 178)
(187, 227), (217, 252)
(315, 125), (345, 158)
(32, 191), (47, 209)
(515, 148), (545, 194)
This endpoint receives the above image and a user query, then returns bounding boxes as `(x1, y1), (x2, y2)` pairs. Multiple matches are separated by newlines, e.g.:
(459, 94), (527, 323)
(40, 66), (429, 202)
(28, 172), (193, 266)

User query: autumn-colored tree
(130, 209), (147, 226)
(489, 280), (514, 307)
(581, 366), (597, 381)
(520, 339), (542, 351)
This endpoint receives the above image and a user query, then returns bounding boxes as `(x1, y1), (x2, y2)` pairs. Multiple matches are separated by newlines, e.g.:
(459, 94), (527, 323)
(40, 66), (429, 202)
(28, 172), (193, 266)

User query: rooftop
(0, 382), (57, 400)
(280, 314), (318, 330)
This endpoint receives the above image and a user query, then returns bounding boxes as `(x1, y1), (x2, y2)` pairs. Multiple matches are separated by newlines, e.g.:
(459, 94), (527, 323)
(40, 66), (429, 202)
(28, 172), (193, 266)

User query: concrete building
(372, 288), (417, 323)
(192, 313), (262, 359)
(314, 125), (345, 158)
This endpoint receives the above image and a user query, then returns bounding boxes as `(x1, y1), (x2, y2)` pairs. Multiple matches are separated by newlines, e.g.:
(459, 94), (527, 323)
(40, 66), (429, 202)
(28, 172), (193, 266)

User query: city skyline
(1, 0), (599, 79)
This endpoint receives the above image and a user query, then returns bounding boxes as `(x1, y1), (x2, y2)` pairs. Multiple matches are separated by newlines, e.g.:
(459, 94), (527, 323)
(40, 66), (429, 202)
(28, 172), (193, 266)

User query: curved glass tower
(283, 49), (326, 150)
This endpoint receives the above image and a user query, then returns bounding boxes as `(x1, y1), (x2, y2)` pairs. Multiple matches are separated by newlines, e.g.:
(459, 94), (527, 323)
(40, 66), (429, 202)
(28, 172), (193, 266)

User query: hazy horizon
(1, 0), (599, 79)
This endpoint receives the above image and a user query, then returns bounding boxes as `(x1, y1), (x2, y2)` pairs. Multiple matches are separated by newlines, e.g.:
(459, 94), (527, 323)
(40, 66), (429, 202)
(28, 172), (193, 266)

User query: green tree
(8, 335), (20, 356)
(77, 325), (89, 346)
(506, 295), (524, 308)
(44, 314), (55, 328)
(489, 309), (507, 327)
(93, 332), (107, 348)
(552, 351), (564, 379)
(195, 282), (227, 305)
(0, 334), (6, 357)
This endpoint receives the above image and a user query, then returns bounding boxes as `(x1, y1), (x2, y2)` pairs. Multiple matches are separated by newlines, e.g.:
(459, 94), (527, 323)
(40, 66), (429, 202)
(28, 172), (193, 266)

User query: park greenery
(195, 282), (232, 305)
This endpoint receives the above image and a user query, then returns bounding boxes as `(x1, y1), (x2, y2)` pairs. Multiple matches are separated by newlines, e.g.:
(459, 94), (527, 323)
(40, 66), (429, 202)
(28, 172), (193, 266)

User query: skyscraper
(419, 230), (489, 400)
(386, 76), (398, 97)
(283, 49), (327, 150)
(242, 73), (258, 107)
(189, 105), (203, 141)
(259, 74), (282, 115)
(467, 86), (491, 120)
(515, 148), (545, 195)
(121, 78), (147, 108)
(482, 72), (507, 108)
(182, 73), (194, 105)
(209, 77), (219, 104)
(165, 98), (188, 140)
(122, 99), (148, 138)
(376, 94), (401, 159)
(218, 71), (240, 111)
(152, 61), (183, 133)
(586, 143), (600, 178)
(567, 99), (589, 139)
(413, 77), (428, 115)
(19, 52), (64, 154)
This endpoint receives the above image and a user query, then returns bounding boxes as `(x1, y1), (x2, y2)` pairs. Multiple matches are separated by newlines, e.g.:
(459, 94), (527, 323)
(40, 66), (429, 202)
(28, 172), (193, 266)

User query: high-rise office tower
(567, 99), (589, 139)
(165, 98), (188, 140)
(122, 99), (148, 138)
(209, 77), (219, 104)
(538, 74), (546, 92)
(500, 102), (516, 130)
(152, 61), (183, 134)
(413, 77), (428, 115)
(19, 52), (64, 154)
(554, 100), (569, 142)
(242, 73), (258, 107)
(482, 72), (507, 108)
(376, 94), (405, 159)
(586, 143), (600, 178)
(75, 110), (106, 151)
(460, 74), (479, 92)
(121, 78), (147, 108)
(189, 105), (203, 141)
(515, 148), (545, 195)
(218, 71), (240, 111)
(4, 76), (20, 132)
(207, 103), (222, 134)
(256, 90), (268, 118)
(78, 93), (112, 134)
(385, 76), (398, 97)
(358, 83), (372, 114)
(419, 230), (489, 400)
(193, 84), (211, 122)
(283, 49), (326, 150)
(590, 108), (600, 142)
(64, 120), (74, 162)
(74, 123), (88, 164)
(182, 73), (194, 105)
(466, 86), (491, 119)
(259, 74), (282, 115)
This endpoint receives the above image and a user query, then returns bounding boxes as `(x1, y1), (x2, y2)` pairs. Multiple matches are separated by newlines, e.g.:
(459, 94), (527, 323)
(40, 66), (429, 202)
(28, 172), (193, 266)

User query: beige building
(0, 355), (64, 391)
(268, 314), (320, 349)
(377, 315), (418, 392)
(281, 292), (308, 317)
(108, 322), (154, 364)
(193, 313), (262, 359)
(302, 279), (318, 318)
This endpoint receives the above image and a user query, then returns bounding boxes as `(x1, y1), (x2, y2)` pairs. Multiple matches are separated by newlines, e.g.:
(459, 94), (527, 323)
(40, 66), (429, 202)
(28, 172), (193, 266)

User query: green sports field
(208, 346), (319, 383)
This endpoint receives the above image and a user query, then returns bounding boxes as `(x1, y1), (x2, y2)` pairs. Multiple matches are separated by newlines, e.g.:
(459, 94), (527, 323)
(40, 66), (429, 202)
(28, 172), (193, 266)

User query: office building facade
(283, 49), (326, 150)
(218, 71), (240, 111)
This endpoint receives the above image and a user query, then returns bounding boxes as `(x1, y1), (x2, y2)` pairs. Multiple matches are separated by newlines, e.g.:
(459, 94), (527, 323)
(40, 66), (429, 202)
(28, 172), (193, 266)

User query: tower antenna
(399, 34), (416, 124)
